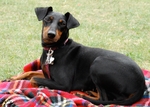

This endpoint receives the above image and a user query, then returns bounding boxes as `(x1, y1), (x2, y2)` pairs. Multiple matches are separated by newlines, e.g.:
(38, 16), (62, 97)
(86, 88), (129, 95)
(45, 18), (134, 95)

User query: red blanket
(0, 59), (149, 107)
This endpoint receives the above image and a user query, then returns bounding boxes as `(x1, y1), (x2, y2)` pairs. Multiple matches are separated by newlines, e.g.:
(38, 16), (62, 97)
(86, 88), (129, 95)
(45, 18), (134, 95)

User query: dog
(11, 6), (146, 105)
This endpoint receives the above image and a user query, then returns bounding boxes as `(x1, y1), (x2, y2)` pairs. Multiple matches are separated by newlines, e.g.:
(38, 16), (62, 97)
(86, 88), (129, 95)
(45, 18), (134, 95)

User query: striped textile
(0, 59), (149, 107)
(0, 80), (100, 107)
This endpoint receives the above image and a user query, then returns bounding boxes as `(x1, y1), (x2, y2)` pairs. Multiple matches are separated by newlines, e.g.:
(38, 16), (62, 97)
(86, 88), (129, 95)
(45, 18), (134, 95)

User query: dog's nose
(48, 31), (56, 38)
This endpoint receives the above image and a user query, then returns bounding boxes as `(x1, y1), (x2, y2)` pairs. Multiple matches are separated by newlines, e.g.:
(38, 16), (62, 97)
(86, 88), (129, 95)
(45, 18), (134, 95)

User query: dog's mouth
(42, 38), (58, 44)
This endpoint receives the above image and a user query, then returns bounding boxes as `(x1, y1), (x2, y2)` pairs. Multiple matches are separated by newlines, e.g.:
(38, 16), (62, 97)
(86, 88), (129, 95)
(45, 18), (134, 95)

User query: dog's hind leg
(90, 56), (130, 101)
(88, 56), (145, 105)
(71, 89), (101, 100)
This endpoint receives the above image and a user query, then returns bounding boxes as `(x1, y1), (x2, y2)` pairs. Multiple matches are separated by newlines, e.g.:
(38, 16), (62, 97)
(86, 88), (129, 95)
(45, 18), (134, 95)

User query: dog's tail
(84, 86), (146, 105)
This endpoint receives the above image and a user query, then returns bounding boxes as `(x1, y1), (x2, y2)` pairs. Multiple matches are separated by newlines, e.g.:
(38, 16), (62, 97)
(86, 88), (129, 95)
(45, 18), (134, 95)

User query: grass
(0, 0), (150, 80)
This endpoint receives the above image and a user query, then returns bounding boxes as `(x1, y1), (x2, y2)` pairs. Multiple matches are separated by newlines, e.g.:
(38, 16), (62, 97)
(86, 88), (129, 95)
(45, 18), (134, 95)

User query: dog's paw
(71, 91), (87, 98)
(10, 76), (19, 80)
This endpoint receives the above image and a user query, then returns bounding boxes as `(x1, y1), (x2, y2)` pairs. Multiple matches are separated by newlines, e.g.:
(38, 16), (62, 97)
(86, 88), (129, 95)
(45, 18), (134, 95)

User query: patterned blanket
(0, 59), (149, 107)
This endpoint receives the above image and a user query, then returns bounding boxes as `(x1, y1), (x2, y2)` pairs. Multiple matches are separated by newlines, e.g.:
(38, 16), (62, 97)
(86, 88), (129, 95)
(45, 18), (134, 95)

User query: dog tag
(49, 56), (55, 65)
(46, 48), (55, 65)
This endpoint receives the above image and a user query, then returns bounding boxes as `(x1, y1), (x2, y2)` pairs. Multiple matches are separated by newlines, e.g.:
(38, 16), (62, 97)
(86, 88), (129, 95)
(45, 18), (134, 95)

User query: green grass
(0, 0), (150, 80)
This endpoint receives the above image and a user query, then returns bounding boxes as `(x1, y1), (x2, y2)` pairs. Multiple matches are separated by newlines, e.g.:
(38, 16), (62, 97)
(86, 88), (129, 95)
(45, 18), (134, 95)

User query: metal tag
(45, 48), (55, 65)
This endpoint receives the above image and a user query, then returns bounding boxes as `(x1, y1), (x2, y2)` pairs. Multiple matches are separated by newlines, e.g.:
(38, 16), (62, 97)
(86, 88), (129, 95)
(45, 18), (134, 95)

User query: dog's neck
(42, 38), (69, 67)
(43, 38), (69, 51)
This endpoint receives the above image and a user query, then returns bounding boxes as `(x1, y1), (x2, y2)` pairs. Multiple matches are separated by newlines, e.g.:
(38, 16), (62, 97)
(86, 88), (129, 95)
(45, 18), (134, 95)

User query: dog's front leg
(33, 77), (70, 91)
(10, 71), (44, 80)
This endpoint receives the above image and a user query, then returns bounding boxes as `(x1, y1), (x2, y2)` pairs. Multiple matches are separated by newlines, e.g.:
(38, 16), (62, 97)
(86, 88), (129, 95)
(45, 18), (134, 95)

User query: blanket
(0, 59), (149, 107)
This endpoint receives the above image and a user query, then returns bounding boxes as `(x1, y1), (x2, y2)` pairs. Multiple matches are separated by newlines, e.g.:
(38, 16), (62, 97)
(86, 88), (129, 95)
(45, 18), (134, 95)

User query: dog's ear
(65, 12), (80, 29)
(35, 7), (53, 21)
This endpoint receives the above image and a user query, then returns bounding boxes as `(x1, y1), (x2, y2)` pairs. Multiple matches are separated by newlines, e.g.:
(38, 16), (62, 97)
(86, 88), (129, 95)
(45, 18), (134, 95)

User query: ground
(0, 0), (150, 80)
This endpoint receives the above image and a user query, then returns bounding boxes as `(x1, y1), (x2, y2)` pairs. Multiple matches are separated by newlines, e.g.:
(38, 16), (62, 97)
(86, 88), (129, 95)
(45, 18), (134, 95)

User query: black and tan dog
(11, 6), (146, 105)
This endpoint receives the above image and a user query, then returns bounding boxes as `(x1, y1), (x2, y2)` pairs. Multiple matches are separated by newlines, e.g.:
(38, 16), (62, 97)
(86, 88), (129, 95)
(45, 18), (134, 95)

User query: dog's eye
(44, 17), (53, 23)
(58, 21), (66, 27)
(44, 19), (52, 23)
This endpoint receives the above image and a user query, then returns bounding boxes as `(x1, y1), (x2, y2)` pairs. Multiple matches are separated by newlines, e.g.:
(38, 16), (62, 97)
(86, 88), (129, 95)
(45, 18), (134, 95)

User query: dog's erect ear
(65, 12), (80, 29)
(35, 7), (53, 21)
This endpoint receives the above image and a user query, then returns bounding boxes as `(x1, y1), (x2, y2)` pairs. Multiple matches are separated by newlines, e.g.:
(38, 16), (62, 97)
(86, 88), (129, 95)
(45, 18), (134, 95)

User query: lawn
(0, 0), (150, 80)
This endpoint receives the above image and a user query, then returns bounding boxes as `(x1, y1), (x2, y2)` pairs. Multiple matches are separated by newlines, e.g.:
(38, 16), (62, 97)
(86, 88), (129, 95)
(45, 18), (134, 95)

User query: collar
(43, 47), (57, 51)
(43, 38), (68, 51)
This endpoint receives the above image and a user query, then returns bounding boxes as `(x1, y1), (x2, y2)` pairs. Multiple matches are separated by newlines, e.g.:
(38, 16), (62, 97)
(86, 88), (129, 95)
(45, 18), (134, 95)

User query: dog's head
(35, 6), (80, 47)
